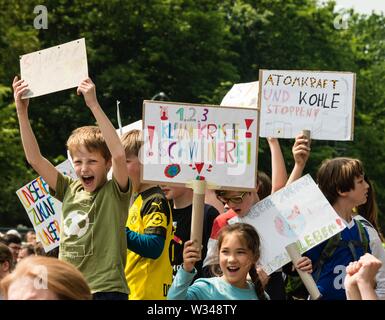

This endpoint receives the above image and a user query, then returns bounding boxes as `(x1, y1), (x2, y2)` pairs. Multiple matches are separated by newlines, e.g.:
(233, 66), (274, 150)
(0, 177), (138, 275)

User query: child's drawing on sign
(265, 121), (293, 138)
(187, 162), (214, 180)
(164, 164), (181, 178)
(160, 106), (169, 120)
(274, 215), (296, 238)
(143, 101), (258, 189)
(274, 204), (306, 238)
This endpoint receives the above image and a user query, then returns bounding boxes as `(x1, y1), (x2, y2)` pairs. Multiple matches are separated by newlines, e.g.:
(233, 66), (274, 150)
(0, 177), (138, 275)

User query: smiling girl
(167, 223), (268, 300)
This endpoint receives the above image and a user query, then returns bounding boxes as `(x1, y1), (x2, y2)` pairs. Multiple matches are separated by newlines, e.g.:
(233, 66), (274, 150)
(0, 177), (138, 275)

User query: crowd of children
(0, 76), (384, 301)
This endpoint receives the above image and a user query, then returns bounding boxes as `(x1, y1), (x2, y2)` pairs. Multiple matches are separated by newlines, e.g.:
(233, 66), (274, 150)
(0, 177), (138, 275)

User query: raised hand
(256, 265), (270, 288)
(12, 76), (30, 113)
(182, 240), (201, 273)
(77, 77), (99, 108)
(292, 133), (311, 167)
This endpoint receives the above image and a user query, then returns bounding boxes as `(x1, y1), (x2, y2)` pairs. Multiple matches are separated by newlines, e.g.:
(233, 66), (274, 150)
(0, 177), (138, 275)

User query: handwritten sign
(142, 101), (259, 190)
(231, 174), (345, 274)
(20, 38), (88, 98)
(221, 81), (259, 109)
(258, 70), (355, 140)
(16, 160), (76, 252)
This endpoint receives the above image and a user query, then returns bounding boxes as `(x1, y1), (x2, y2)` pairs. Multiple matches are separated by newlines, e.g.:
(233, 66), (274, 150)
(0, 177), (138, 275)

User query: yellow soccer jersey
(125, 187), (173, 299)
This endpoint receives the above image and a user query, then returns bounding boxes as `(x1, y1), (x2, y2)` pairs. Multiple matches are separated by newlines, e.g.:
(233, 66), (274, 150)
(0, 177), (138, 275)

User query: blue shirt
(167, 267), (267, 300)
(306, 219), (370, 300)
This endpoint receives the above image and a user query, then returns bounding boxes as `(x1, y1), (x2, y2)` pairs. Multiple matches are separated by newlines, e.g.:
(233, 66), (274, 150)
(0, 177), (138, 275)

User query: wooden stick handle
(302, 129), (311, 147)
(190, 179), (206, 257)
(286, 242), (322, 300)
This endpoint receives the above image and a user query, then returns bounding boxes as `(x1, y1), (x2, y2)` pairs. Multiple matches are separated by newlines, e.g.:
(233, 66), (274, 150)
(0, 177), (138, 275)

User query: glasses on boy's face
(217, 192), (249, 205)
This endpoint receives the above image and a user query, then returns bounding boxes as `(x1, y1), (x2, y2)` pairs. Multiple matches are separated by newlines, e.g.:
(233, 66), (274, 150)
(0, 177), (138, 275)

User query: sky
(331, 0), (385, 15)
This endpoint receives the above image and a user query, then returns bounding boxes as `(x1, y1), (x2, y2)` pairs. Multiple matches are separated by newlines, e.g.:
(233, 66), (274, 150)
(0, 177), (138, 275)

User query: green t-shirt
(51, 172), (131, 294)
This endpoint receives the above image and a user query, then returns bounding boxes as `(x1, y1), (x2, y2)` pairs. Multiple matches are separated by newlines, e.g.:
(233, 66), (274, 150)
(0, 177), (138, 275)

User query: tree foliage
(0, 0), (384, 233)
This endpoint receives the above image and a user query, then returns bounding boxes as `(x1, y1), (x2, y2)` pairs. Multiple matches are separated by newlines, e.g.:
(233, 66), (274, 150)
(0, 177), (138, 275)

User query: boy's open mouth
(82, 175), (95, 186)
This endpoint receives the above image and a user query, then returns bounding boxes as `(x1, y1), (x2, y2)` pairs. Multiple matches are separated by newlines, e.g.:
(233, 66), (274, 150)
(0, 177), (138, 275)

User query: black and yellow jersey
(125, 186), (173, 299)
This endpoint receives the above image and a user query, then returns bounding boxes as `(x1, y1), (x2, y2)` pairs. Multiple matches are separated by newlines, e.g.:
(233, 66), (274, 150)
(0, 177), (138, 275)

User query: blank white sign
(20, 38), (88, 98)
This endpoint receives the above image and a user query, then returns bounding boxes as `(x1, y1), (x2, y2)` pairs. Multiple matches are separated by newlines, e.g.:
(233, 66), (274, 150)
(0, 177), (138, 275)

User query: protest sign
(142, 101), (259, 190)
(221, 81), (259, 109)
(230, 174), (345, 275)
(259, 70), (355, 140)
(16, 160), (76, 252)
(20, 38), (88, 98)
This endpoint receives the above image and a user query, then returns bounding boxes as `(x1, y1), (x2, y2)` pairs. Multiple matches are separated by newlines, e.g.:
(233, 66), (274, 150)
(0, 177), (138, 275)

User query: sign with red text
(16, 160), (76, 252)
(20, 38), (88, 98)
(142, 101), (258, 190)
(259, 70), (355, 140)
(230, 174), (345, 275)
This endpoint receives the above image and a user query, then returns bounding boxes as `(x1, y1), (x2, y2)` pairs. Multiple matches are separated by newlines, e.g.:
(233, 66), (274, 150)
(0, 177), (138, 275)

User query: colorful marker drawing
(160, 106), (169, 120)
(274, 216), (296, 239)
(164, 164), (181, 178)
(143, 101), (258, 189)
(274, 204), (306, 238)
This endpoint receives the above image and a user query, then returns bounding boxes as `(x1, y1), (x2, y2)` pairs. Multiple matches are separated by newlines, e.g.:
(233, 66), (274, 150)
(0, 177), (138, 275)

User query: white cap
(6, 229), (22, 239)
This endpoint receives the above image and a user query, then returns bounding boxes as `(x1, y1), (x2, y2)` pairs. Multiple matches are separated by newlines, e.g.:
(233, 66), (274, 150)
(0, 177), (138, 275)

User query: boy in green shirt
(13, 77), (130, 299)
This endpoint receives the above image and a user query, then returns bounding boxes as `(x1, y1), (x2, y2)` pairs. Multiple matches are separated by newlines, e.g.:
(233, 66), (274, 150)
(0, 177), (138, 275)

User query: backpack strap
(313, 221), (369, 283)
(313, 233), (341, 282)
(357, 218), (374, 230)
(355, 219), (369, 253)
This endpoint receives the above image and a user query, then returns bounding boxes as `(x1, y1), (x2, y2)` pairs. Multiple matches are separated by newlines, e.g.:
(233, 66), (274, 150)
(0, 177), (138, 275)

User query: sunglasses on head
(217, 191), (249, 204)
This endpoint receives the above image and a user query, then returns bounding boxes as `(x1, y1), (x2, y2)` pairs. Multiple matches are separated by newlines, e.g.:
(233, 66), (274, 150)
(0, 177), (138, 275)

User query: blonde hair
(67, 126), (111, 161)
(0, 256), (91, 300)
(120, 129), (143, 157)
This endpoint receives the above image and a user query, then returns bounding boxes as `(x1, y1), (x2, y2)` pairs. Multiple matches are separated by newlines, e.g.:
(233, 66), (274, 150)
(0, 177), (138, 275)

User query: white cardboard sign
(259, 70), (355, 140)
(20, 38), (88, 98)
(231, 174), (345, 274)
(142, 100), (259, 190)
(221, 81), (259, 109)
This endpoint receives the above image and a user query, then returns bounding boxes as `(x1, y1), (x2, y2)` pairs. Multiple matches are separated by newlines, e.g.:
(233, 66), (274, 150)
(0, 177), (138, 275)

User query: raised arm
(13, 76), (58, 190)
(286, 132), (310, 186)
(267, 137), (287, 193)
(76, 78), (129, 192)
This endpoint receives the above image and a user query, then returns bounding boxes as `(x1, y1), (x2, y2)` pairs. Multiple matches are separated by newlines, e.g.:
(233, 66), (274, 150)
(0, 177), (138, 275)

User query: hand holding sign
(292, 132), (311, 168)
(12, 77), (30, 113)
(183, 240), (202, 273)
(77, 78), (99, 108)
(286, 242), (322, 300)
